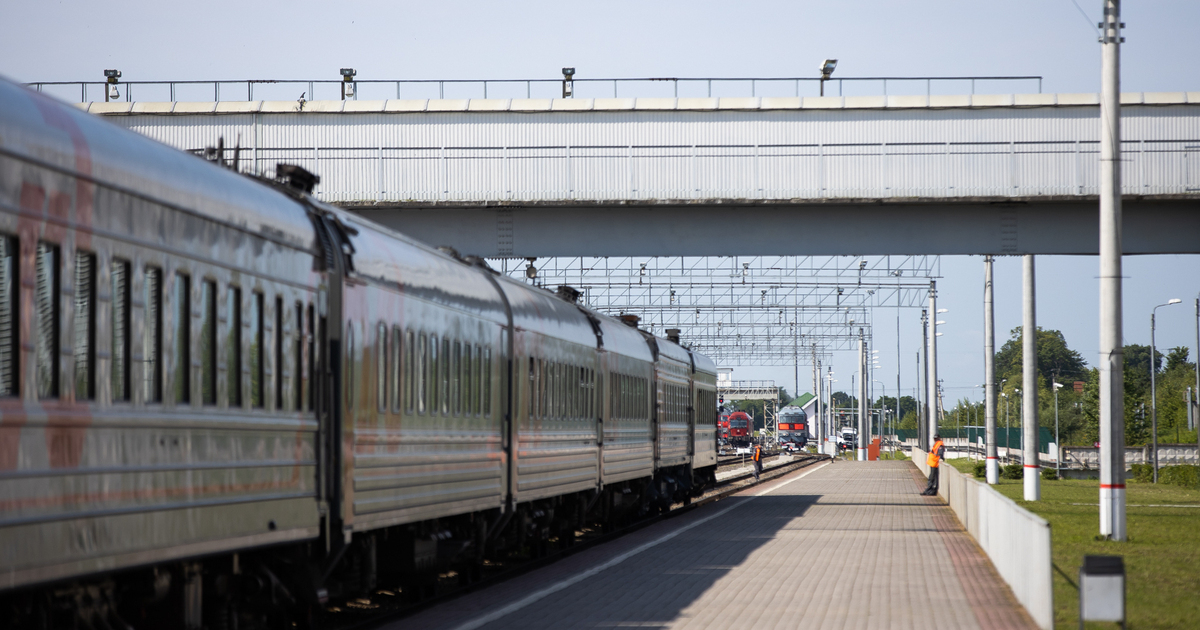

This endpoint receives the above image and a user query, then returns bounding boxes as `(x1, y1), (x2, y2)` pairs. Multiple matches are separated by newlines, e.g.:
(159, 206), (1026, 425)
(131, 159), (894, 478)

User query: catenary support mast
(1023, 255), (1040, 500)
(985, 256), (999, 484)
(927, 283), (939, 448)
(858, 329), (867, 461)
(1098, 0), (1126, 540)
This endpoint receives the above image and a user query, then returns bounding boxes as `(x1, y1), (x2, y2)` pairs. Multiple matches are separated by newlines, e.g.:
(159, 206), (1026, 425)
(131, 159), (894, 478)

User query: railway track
(321, 454), (829, 630)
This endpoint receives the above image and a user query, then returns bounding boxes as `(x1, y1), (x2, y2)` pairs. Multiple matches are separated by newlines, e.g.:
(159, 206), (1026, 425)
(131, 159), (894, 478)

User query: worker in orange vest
(922, 434), (946, 496)
(752, 443), (763, 480)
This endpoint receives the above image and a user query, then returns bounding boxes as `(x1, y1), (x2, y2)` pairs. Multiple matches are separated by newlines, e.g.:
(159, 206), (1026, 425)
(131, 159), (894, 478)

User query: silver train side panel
(335, 213), (511, 532)
(493, 277), (601, 503)
(652, 339), (693, 469)
(593, 318), (655, 484)
(689, 350), (718, 470)
(0, 80), (322, 591)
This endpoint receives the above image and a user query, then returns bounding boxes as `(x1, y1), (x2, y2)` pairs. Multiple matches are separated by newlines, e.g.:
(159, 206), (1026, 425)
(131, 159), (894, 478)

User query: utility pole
(1098, 0), (1126, 541)
(896, 291), (902, 457)
(812, 344), (822, 447)
(985, 256), (999, 484)
(928, 282), (939, 450)
(858, 328), (867, 461)
(1023, 255), (1040, 500)
(827, 366), (835, 455)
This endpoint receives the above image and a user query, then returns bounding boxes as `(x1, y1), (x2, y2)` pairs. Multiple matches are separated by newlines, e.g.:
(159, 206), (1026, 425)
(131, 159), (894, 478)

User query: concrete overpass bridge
(82, 90), (1200, 257)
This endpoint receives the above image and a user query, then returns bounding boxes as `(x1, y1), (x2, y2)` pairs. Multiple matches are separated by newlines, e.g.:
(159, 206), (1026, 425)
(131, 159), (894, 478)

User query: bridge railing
(29, 75), (1043, 104)
(220, 139), (1199, 204)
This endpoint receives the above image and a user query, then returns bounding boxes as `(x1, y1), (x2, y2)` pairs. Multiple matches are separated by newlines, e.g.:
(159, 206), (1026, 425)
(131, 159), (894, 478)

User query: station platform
(388, 460), (1035, 630)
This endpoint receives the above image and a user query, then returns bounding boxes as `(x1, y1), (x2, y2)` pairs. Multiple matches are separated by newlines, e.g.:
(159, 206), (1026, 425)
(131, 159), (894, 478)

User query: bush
(1131, 463), (1154, 483)
(1158, 465), (1200, 488)
(1001, 462), (1022, 480)
(973, 461), (986, 479)
(1041, 467), (1059, 481)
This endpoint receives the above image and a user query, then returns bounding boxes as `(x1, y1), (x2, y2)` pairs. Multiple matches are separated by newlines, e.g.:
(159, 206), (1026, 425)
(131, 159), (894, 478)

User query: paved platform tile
(389, 461), (1036, 630)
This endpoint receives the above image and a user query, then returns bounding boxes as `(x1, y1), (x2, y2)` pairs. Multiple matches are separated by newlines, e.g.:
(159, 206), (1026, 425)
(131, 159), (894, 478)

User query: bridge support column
(1023, 255), (1040, 500)
(985, 256), (999, 484)
(1099, 0), (1126, 540)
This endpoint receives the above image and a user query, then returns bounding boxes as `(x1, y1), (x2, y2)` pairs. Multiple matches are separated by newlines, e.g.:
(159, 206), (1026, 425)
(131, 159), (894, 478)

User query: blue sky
(5, 0), (1199, 401)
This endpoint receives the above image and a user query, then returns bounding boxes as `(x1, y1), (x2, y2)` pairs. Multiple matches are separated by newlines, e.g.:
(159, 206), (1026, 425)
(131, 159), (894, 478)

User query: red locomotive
(721, 411), (753, 447)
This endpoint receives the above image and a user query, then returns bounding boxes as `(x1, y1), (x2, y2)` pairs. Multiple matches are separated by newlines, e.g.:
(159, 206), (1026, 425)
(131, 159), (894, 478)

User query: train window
(542, 360), (549, 418)
(390, 325), (401, 413)
(110, 259), (130, 402)
(172, 273), (190, 405)
(417, 333), (427, 414)
(275, 297), (284, 410)
(462, 344), (473, 416)
(73, 251), (95, 400)
(441, 337), (450, 415)
(483, 347), (491, 416)
(0, 237), (14, 397)
(548, 362), (556, 419)
(227, 287), (242, 407)
(143, 267), (162, 403)
(199, 280), (216, 405)
(559, 363), (567, 419)
(404, 330), (415, 413)
(307, 305), (315, 412)
(452, 340), (461, 416)
(429, 335), (438, 415)
(528, 356), (536, 418)
(35, 243), (59, 399)
(250, 292), (263, 408)
(376, 322), (387, 413)
(296, 303), (305, 412)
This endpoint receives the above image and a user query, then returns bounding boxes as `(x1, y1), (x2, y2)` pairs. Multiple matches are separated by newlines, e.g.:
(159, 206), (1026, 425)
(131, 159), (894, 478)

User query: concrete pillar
(858, 329), (867, 461)
(1023, 255), (1041, 500)
(928, 283), (939, 448)
(985, 256), (999, 484)
(1098, 0), (1126, 540)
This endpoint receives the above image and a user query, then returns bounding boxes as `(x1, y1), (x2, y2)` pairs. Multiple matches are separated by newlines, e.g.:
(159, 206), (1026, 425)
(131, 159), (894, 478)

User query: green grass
(983, 477), (1200, 629)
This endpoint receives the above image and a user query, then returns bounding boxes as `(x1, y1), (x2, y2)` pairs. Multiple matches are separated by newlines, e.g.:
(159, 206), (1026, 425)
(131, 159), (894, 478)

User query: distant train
(719, 411), (753, 447)
(778, 406), (809, 449)
(0, 77), (721, 628)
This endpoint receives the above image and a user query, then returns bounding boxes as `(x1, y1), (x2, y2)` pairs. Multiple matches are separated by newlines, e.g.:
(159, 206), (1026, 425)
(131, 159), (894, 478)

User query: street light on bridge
(819, 59), (837, 96)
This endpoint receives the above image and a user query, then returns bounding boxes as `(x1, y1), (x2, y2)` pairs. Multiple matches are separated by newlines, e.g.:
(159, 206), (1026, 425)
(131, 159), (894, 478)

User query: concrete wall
(913, 448), (1054, 630)
(1063, 444), (1200, 468)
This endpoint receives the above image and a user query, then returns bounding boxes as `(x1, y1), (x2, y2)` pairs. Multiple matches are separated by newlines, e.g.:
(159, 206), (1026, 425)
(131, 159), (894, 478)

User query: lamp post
(1151, 298), (1183, 483)
(819, 59), (837, 96)
(1014, 387), (1023, 455)
(1054, 381), (1064, 476)
(1001, 392), (1009, 462)
(340, 68), (357, 100)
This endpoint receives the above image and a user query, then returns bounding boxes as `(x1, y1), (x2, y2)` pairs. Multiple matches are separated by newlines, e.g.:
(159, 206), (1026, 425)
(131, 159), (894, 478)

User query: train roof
(651, 335), (692, 366)
(0, 77), (316, 251)
(591, 314), (655, 364)
(492, 275), (599, 349)
(690, 350), (717, 377)
(336, 209), (508, 323)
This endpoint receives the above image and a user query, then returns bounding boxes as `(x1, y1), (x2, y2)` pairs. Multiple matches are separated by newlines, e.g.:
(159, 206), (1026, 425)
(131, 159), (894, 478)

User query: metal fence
(29, 75), (1044, 104)
(230, 139), (1199, 204)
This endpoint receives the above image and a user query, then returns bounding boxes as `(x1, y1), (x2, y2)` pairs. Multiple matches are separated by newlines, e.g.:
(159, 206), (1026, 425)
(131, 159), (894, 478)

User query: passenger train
(0, 78), (719, 628)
